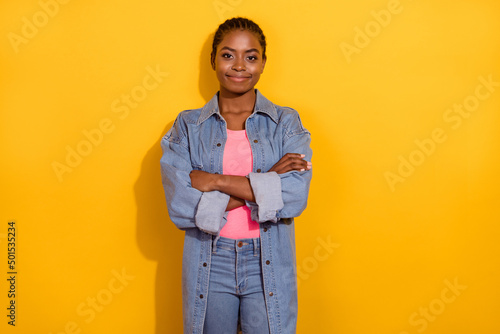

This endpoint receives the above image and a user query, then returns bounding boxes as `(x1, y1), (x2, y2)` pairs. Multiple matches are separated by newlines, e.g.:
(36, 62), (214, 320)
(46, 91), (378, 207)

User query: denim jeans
(203, 236), (270, 334)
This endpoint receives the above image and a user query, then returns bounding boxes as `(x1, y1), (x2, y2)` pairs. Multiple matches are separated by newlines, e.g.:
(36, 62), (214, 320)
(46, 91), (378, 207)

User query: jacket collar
(197, 89), (278, 125)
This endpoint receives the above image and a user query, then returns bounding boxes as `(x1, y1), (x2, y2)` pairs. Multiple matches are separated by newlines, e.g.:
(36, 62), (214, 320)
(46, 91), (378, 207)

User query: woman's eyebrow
(220, 46), (261, 54)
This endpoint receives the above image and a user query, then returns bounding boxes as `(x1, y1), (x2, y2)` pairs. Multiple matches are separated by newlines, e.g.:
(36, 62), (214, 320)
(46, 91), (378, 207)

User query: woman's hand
(227, 196), (246, 210)
(189, 170), (219, 192)
(268, 153), (311, 174)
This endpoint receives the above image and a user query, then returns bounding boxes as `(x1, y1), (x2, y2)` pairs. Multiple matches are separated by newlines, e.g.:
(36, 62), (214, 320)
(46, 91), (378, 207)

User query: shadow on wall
(199, 33), (219, 102)
(134, 33), (218, 334)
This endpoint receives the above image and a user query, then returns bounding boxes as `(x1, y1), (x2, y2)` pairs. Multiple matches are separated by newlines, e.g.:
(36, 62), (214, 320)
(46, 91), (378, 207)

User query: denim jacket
(160, 89), (312, 334)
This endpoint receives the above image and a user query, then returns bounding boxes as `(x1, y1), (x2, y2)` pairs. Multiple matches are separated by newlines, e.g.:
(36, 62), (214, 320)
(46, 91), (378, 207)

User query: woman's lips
(227, 75), (250, 82)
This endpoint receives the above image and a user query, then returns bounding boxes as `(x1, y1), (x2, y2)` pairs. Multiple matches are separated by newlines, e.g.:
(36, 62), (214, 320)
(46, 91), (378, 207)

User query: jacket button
(266, 260), (270, 265)
(203, 262), (207, 267)
(263, 228), (268, 232)
(253, 139), (258, 143)
(200, 294), (204, 299)
(256, 169), (261, 173)
(269, 292), (273, 296)
(217, 143), (221, 147)
(237, 241), (243, 247)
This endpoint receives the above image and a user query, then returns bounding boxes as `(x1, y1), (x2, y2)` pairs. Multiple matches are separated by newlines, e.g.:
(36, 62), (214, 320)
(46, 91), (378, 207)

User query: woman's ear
(210, 53), (216, 70)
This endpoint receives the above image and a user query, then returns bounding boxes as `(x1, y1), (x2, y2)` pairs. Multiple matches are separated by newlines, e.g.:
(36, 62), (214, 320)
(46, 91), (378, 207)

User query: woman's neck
(218, 88), (256, 114)
(218, 88), (256, 130)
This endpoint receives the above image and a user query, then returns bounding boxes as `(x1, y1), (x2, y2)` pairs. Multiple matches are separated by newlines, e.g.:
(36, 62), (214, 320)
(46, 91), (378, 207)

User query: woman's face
(212, 29), (266, 96)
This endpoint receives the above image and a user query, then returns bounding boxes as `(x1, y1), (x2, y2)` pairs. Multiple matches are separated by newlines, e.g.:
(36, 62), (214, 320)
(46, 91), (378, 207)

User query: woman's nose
(232, 58), (246, 71)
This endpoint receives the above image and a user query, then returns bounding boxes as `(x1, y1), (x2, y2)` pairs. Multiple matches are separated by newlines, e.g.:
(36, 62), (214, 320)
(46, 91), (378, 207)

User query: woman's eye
(247, 56), (257, 61)
(222, 53), (233, 59)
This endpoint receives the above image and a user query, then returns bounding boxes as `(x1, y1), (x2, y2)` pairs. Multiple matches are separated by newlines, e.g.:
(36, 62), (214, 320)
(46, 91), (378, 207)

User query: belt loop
(212, 235), (220, 253)
(253, 238), (258, 257)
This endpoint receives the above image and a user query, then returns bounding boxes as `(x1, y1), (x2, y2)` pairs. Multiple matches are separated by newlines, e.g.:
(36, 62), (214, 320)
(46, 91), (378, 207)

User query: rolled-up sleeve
(160, 115), (229, 233)
(246, 109), (312, 223)
(195, 191), (230, 234)
(246, 171), (284, 222)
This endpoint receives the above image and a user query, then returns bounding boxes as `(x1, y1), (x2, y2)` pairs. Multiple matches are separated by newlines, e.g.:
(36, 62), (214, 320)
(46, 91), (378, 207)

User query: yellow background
(1, 0), (499, 333)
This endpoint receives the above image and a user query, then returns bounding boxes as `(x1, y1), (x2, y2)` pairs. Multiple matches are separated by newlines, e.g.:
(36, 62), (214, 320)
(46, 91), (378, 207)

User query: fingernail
(300, 168), (305, 172)
(300, 154), (305, 158)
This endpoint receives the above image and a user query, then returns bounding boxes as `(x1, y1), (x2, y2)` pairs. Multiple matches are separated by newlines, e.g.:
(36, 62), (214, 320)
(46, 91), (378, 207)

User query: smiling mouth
(227, 75), (251, 80)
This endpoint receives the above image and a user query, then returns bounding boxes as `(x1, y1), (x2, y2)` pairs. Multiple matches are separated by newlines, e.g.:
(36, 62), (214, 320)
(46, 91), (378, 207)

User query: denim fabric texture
(203, 236), (270, 334)
(160, 89), (312, 334)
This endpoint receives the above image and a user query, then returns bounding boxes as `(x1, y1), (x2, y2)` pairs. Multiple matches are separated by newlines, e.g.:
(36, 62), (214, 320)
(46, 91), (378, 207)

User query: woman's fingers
(269, 153), (311, 174)
(271, 153), (306, 174)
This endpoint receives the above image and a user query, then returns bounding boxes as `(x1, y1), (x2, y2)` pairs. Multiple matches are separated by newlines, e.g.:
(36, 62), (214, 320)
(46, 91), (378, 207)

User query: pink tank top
(219, 129), (260, 239)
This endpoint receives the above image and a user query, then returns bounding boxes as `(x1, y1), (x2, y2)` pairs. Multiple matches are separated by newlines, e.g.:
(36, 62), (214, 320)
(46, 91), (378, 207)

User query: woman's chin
(220, 85), (255, 96)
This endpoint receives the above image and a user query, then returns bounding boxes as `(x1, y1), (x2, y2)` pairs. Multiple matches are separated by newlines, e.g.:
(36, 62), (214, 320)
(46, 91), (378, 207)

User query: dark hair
(211, 17), (267, 68)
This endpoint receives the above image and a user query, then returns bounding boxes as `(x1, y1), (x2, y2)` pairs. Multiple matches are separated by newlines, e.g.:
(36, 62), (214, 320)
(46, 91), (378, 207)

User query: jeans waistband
(212, 235), (260, 256)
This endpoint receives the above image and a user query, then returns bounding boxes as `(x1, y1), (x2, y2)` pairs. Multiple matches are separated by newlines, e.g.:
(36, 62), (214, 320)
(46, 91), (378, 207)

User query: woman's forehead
(218, 30), (262, 50)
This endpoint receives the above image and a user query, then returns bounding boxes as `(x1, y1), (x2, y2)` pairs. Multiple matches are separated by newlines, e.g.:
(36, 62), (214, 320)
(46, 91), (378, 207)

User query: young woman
(160, 17), (312, 334)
